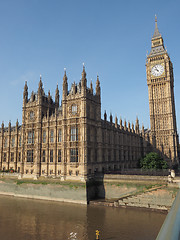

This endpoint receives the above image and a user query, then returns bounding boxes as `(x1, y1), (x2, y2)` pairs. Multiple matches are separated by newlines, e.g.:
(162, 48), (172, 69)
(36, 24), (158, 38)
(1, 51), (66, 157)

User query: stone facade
(0, 67), (150, 180)
(0, 18), (179, 180)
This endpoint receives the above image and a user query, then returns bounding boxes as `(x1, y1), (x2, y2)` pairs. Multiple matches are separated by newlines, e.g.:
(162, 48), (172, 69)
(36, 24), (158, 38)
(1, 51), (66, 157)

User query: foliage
(140, 152), (168, 170)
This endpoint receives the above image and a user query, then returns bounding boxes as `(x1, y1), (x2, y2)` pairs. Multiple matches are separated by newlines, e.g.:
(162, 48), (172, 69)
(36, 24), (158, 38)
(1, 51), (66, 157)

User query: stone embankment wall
(91, 174), (179, 211)
(0, 174), (178, 210)
(0, 179), (87, 204)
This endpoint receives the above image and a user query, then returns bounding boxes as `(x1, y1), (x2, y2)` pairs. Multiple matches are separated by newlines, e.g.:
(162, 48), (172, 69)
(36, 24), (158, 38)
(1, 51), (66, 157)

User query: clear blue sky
(0, 0), (180, 134)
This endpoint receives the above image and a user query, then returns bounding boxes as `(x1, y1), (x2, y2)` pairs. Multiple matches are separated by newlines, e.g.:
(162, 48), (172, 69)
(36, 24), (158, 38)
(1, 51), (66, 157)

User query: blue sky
(0, 0), (180, 134)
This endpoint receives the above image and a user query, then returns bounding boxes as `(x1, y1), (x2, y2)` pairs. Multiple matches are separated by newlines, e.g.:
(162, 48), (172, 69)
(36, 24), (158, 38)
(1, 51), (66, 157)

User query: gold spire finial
(155, 14), (157, 22)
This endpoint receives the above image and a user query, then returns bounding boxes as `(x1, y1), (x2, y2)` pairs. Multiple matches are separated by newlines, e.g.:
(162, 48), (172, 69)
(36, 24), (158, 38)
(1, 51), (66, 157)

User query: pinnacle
(152, 15), (161, 39)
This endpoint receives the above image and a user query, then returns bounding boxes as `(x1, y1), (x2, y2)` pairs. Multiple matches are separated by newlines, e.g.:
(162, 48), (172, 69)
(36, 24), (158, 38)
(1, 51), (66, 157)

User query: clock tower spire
(146, 17), (179, 165)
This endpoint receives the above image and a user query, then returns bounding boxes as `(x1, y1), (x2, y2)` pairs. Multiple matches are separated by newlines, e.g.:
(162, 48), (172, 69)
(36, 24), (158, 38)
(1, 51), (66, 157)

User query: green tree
(140, 152), (168, 170)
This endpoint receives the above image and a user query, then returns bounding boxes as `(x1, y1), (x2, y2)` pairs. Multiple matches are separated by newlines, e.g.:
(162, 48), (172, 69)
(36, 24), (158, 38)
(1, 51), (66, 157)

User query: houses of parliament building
(0, 18), (179, 180)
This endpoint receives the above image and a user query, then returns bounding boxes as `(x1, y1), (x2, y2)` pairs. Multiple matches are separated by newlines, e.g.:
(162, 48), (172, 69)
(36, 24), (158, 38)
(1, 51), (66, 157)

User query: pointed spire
(124, 119), (127, 131)
(82, 63), (86, 79)
(96, 75), (100, 96)
(63, 68), (67, 83)
(90, 80), (93, 94)
(152, 15), (161, 39)
(48, 90), (51, 102)
(55, 84), (59, 106)
(128, 121), (131, 132)
(8, 120), (11, 130)
(132, 122), (134, 132)
(115, 116), (118, 128)
(16, 119), (19, 128)
(120, 117), (122, 130)
(23, 81), (28, 103)
(81, 63), (87, 89)
(63, 68), (68, 98)
(135, 116), (139, 134)
(1, 121), (4, 129)
(38, 75), (43, 96)
(110, 113), (113, 123)
(104, 110), (107, 121)
(142, 123), (145, 135)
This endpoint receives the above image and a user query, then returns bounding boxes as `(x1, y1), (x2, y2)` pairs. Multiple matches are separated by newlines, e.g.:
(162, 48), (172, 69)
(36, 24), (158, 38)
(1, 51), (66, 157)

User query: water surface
(0, 195), (166, 240)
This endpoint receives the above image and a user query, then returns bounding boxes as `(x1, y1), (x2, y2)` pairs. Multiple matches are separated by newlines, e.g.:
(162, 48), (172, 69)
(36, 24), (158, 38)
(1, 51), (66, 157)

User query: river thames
(0, 195), (166, 240)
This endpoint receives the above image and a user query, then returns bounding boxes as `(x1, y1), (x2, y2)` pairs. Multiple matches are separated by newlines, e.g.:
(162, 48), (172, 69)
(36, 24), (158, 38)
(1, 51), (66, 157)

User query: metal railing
(156, 189), (180, 240)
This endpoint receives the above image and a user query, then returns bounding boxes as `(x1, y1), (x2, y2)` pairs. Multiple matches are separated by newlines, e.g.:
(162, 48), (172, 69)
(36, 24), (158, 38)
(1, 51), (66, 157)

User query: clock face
(151, 64), (164, 77)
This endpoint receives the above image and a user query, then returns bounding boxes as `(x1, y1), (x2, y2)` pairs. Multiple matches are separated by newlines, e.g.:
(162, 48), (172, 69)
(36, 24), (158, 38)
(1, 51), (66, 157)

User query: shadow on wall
(86, 174), (105, 204)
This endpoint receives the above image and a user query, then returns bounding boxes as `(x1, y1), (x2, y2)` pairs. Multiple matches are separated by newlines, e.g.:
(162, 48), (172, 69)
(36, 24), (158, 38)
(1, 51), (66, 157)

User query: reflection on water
(0, 195), (166, 240)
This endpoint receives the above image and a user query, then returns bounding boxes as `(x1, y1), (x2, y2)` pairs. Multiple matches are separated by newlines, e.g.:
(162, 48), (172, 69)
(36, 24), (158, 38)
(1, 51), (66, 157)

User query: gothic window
(27, 131), (34, 144)
(70, 148), (78, 162)
(70, 127), (78, 141)
(18, 152), (21, 162)
(3, 153), (6, 162)
(108, 149), (111, 162)
(58, 149), (61, 162)
(43, 130), (46, 143)
(119, 150), (121, 161)
(50, 130), (54, 143)
(58, 129), (62, 142)
(11, 137), (15, 147)
(27, 150), (33, 162)
(4, 137), (7, 148)
(114, 149), (116, 161)
(72, 105), (77, 114)
(19, 136), (21, 147)
(10, 152), (14, 162)
(42, 150), (45, 162)
(29, 111), (34, 120)
(50, 150), (53, 162)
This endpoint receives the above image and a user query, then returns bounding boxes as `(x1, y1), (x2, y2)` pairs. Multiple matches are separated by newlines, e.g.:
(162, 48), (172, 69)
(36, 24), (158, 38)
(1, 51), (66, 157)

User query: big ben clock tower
(146, 16), (179, 164)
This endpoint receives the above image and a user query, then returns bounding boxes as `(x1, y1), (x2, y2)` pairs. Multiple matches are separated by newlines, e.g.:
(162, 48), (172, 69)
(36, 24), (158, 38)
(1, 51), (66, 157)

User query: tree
(140, 152), (168, 170)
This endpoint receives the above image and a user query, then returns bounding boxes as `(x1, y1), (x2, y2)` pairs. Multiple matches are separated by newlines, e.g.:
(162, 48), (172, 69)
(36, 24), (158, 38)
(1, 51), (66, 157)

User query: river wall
(0, 179), (88, 204)
(0, 174), (178, 210)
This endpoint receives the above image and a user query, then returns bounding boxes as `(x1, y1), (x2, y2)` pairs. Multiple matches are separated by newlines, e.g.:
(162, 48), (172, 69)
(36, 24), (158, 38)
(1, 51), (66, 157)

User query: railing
(156, 189), (180, 240)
